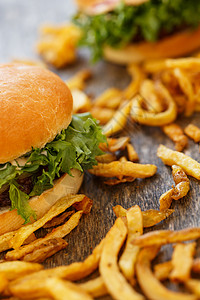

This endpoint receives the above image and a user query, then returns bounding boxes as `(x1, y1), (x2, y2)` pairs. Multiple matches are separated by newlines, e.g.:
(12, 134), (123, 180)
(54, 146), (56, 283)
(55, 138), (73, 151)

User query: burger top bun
(0, 64), (73, 164)
(75, 0), (148, 15)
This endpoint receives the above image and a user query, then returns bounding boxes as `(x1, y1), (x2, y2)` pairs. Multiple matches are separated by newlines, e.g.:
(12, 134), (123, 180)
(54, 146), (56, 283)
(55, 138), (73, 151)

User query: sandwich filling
(0, 113), (106, 223)
(74, 0), (200, 61)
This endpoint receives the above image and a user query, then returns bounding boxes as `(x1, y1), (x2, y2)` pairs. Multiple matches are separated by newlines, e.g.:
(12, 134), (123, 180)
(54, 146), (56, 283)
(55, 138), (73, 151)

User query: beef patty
(0, 175), (34, 207)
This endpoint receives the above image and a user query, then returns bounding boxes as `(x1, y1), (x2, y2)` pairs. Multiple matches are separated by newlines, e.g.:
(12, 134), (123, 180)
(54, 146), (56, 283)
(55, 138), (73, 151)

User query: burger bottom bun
(103, 26), (200, 64)
(0, 169), (83, 235)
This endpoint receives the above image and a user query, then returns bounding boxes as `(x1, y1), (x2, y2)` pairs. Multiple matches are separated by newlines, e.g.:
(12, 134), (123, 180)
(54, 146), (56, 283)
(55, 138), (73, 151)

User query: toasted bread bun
(103, 26), (200, 64)
(0, 64), (73, 164)
(0, 64), (84, 236)
(0, 169), (83, 235)
(76, 0), (148, 15)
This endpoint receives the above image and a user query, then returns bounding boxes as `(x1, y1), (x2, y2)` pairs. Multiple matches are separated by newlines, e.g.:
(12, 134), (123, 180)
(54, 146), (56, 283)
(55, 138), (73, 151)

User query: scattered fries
(127, 143), (139, 162)
(37, 24), (81, 68)
(162, 123), (188, 152)
(103, 100), (133, 136)
(184, 124), (200, 143)
(132, 227), (200, 247)
(72, 89), (92, 113)
(170, 242), (196, 283)
(131, 83), (177, 126)
(5, 210), (83, 261)
(0, 261), (43, 280)
(157, 144), (200, 180)
(136, 246), (196, 300)
(99, 217), (144, 300)
(118, 206), (143, 285)
(88, 161), (157, 179)
(0, 204), (200, 300)
(159, 165), (190, 210)
(9, 194), (85, 250)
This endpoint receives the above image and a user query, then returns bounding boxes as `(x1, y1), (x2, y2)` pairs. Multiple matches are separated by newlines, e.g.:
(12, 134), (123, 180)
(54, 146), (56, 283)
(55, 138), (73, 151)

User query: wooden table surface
(1, 0), (200, 298)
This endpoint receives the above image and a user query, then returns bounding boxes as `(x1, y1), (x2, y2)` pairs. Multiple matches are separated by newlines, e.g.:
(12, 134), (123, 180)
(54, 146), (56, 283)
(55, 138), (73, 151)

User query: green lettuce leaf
(9, 181), (37, 224)
(0, 113), (106, 222)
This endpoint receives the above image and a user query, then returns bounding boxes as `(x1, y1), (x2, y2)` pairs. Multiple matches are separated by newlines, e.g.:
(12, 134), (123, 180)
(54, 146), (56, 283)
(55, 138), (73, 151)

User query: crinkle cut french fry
(9, 194), (85, 250)
(184, 124), (200, 143)
(170, 242), (196, 283)
(162, 123), (188, 152)
(136, 246), (196, 300)
(99, 218), (144, 300)
(157, 144), (200, 180)
(132, 227), (200, 247)
(89, 161), (157, 179)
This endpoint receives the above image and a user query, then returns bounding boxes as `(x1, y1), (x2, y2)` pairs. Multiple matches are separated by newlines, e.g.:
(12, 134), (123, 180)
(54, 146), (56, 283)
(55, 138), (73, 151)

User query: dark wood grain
(0, 1), (200, 299)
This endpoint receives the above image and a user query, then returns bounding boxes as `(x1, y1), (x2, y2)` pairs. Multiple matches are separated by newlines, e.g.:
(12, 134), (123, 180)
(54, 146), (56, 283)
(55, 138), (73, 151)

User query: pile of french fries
(5, 53), (200, 298)
(0, 193), (92, 262)
(0, 204), (200, 299)
(67, 57), (200, 190)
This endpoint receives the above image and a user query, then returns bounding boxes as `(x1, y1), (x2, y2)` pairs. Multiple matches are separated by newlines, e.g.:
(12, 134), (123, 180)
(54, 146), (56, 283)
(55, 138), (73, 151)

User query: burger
(0, 64), (106, 235)
(74, 0), (200, 64)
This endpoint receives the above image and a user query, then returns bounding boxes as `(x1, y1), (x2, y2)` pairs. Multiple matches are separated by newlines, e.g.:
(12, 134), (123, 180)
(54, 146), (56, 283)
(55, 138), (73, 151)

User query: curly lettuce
(0, 113), (106, 223)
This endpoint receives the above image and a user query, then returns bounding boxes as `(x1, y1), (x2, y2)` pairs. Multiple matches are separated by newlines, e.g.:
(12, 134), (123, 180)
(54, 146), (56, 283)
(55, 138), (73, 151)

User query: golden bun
(75, 0), (148, 15)
(0, 169), (83, 235)
(0, 63), (73, 163)
(103, 26), (200, 64)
